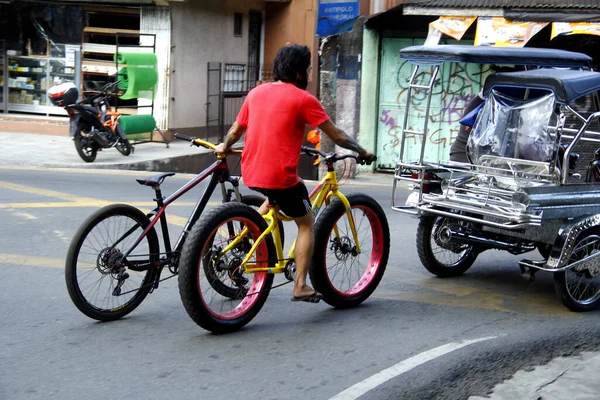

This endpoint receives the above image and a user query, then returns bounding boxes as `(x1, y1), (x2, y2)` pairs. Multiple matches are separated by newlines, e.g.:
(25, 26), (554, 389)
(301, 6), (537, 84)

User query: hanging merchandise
(115, 52), (158, 100)
(551, 22), (600, 40)
(430, 16), (477, 41)
(475, 17), (548, 47)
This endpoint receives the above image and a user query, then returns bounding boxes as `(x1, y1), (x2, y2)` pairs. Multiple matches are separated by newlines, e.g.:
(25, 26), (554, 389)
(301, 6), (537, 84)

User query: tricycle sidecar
(392, 45), (600, 311)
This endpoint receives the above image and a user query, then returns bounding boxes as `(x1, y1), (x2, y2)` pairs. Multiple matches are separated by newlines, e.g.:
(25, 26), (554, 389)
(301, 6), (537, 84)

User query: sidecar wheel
(554, 231), (600, 312)
(416, 215), (477, 277)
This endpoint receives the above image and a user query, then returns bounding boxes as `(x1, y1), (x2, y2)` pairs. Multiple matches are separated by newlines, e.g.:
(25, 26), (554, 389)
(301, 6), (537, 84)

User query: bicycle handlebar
(174, 132), (242, 155)
(301, 145), (377, 166)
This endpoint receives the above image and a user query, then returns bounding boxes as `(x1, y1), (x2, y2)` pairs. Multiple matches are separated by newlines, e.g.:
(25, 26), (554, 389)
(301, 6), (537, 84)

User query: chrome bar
(562, 111), (600, 184)
(416, 205), (541, 230)
(391, 205), (419, 215)
(409, 84), (432, 90)
(417, 66), (439, 166)
(399, 65), (420, 165)
(403, 129), (426, 136)
(422, 197), (533, 220)
(520, 250), (600, 272)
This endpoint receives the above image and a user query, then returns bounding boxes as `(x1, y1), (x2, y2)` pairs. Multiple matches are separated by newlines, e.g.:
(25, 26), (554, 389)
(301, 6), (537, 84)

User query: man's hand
(215, 121), (246, 157)
(357, 151), (376, 165)
(318, 120), (374, 162)
(214, 143), (229, 157)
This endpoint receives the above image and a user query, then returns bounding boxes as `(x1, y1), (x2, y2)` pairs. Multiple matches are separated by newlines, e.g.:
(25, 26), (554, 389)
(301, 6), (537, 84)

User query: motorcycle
(48, 81), (134, 162)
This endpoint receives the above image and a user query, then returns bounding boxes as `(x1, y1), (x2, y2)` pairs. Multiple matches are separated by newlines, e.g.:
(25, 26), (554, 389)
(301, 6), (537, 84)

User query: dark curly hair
(273, 44), (311, 83)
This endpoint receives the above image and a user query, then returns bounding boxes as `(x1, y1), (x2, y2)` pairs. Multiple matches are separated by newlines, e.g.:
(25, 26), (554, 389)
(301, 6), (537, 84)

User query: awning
(366, 4), (600, 30)
(505, 9), (600, 23)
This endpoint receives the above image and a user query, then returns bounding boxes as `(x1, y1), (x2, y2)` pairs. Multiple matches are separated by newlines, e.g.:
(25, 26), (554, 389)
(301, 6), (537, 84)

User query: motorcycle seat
(136, 172), (176, 187)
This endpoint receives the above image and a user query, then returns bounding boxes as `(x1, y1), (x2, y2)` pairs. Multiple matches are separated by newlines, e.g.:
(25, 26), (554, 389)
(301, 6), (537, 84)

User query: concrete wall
(169, 0), (264, 130)
(358, 27), (379, 168)
(264, 0), (319, 95)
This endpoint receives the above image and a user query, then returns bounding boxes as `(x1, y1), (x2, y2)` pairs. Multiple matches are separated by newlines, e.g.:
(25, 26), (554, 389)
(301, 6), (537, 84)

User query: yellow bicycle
(177, 146), (390, 333)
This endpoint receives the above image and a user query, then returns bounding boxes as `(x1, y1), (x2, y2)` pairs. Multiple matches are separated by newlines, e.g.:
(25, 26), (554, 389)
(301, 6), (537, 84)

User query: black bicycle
(65, 133), (271, 321)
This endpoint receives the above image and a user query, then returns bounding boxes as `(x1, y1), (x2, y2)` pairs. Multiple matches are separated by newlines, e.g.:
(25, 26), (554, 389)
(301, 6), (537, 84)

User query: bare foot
(291, 285), (323, 303)
(293, 284), (321, 298)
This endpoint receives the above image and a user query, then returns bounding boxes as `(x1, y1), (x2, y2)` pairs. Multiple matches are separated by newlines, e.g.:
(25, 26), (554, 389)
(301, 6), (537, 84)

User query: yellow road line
(0, 201), (217, 209)
(0, 253), (64, 269)
(0, 180), (105, 203)
(0, 180), (223, 227)
(0, 165), (198, 180)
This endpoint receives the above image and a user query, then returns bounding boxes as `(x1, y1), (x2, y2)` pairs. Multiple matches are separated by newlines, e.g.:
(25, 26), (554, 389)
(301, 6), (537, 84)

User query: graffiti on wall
(376, 38), (494, 168)
(378, 58), (492, 167)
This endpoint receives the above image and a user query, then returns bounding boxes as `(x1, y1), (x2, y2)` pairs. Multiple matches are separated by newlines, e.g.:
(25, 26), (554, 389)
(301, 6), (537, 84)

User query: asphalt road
(1, 167), (600, 400)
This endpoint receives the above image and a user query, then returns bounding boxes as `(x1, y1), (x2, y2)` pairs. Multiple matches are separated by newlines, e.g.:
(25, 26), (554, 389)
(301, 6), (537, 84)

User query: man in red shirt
(215, 44), (375, 303)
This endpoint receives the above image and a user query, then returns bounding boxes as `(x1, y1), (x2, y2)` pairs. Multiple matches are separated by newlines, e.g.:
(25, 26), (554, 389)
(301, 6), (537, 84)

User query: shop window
(234, 13), (243, 37)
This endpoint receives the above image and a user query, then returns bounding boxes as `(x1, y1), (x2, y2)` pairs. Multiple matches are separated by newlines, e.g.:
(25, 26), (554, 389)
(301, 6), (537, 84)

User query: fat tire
(65, 204), (159, 321)
(178, 202), (275, 333)
(74, 134), (97, 162)
(310, 194), (390, 308)
(416, 215), (477, 277)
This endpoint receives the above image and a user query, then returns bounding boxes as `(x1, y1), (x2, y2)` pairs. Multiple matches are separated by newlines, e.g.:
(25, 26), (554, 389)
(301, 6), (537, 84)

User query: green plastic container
(118, 115), (157, 136)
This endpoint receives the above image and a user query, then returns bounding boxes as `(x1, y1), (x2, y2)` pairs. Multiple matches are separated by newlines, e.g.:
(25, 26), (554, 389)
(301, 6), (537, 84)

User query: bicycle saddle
(136, 172), (176, 187)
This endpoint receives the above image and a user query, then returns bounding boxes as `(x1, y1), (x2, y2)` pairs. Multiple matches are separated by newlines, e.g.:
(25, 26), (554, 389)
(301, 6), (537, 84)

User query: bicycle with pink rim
(177, 146), (390, 334)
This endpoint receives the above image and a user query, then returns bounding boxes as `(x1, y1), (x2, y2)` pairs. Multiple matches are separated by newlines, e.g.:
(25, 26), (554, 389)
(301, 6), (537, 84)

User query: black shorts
(250, 182), (312, 218)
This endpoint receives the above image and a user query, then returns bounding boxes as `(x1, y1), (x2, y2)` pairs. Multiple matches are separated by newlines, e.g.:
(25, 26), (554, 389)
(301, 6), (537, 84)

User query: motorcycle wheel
(115, 125), (134, 156)
(554, 229), (600, 312)
(74, 133), (98, 163)
(416, 215), (478, 277)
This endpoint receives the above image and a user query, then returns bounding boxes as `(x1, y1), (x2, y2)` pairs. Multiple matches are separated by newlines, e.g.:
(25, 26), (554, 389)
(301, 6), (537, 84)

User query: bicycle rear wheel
(178, 202), (275, 334)
(310, 194), (390, 308)
(65, 204), (159, 321)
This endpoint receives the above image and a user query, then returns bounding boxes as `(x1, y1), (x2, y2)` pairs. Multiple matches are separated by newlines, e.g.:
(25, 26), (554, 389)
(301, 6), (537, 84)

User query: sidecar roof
(399, 45), (592, 69)
(483, 69), (600, 104)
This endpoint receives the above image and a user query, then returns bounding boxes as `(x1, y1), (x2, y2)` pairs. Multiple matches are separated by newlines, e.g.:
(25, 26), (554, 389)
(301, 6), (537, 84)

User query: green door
(377, 38), (490, 169)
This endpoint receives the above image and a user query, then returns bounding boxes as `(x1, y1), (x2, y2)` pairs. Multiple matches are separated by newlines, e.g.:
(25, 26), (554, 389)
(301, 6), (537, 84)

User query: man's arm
(215, 121), (246, 155)
(318, 120), (374, 161)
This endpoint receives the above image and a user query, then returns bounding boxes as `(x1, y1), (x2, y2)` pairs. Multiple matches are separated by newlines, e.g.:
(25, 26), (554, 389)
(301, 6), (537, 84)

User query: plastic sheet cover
(467, 89), (556, 169)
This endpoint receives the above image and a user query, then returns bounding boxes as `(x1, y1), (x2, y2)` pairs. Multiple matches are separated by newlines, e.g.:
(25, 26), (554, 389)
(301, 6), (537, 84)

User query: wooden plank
(83, 43), (150, 54)
(83, 27), (140, 35)
(83, 6), (141, 16)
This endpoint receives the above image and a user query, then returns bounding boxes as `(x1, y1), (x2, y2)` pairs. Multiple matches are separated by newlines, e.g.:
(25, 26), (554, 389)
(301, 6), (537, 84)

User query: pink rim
(198, 217), (269, 320)
(325, 205), (384, 297)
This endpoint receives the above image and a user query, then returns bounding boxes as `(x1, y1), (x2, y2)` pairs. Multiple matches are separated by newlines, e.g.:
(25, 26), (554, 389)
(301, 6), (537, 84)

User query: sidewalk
(0, 131), (199, 170)
(0, 131), (395, 186)
(470, 351), (600, 400)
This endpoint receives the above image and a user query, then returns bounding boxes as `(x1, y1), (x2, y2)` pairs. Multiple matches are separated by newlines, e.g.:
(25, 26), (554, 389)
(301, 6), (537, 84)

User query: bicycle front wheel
(311, 193), (390, 308)
(65, 204), (159, 321)
(178, 202), (275, 334)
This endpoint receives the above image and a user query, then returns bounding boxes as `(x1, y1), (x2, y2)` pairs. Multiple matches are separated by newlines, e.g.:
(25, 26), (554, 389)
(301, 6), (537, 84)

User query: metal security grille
(205, 61), (273, 141)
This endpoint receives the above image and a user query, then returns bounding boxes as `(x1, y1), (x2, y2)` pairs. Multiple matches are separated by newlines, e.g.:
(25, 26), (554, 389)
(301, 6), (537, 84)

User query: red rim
(197, 217), (269, 320)
(325, 205), (384, 297)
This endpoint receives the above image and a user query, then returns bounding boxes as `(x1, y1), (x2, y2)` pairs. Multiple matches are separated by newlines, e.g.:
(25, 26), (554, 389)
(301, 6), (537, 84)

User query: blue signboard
(316, 0), (360, 38)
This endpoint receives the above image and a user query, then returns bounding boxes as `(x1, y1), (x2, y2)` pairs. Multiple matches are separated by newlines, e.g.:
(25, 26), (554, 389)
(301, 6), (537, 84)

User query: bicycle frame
(117, 156), (242, 276)
(221, 167), (361, 274)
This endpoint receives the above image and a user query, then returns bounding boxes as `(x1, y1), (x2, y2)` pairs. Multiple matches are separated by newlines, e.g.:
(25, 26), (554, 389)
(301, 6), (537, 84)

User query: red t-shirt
(236, 83), (330, 189)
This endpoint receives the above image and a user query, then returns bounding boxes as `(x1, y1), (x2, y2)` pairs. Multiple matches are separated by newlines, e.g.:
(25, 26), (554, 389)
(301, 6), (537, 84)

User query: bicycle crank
(284, 261), (297, 282)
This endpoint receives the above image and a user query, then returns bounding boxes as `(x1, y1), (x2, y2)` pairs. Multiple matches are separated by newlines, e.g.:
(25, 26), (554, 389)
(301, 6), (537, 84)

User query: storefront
(0, 1), (170, 129)
(359, 2), (600, 171)
(0, 2), (84, 116)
